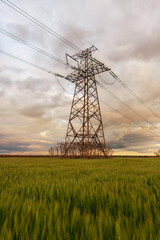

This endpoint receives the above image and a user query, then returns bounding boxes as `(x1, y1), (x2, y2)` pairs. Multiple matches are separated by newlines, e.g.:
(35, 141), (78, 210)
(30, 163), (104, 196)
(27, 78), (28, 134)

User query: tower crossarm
(91, 61), (111, 75)
(65, 46), (111, 83)
(65, 61), (110, 83)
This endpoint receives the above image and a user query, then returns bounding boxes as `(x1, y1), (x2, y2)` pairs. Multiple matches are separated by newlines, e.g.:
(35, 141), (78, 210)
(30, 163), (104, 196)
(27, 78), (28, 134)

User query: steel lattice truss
(64, 46), (110, 157)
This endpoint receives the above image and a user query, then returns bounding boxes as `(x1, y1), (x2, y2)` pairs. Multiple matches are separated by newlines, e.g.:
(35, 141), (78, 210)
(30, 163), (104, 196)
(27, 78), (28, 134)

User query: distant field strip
(0, 157), (160, 240)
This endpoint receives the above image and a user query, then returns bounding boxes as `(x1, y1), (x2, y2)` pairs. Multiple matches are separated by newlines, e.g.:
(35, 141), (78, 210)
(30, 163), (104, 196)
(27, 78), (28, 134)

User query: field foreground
(0, 157), (160, 240)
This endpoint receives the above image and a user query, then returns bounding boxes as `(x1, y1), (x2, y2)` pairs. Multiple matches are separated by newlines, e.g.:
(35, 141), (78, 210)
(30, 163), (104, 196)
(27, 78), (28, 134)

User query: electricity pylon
(64, 46), (110, 157)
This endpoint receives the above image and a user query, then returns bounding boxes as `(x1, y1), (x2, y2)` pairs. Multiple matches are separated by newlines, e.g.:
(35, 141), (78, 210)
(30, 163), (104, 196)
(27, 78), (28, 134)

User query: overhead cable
(98, 79), (154, 127)
(0, 27), (67, 66)
(1, 0), (81, 52)
(109, 70), (160, 121)
(0, 49), (69, 81)
(100, 98), (159, 138)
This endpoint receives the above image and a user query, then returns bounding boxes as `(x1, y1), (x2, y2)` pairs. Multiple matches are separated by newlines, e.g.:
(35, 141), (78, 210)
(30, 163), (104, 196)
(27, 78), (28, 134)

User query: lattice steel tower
(64, 46), (110, 157)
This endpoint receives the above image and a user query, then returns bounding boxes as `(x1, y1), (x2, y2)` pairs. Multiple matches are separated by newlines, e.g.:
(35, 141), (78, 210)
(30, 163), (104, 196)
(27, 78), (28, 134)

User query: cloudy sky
(0, 0), (160, 155)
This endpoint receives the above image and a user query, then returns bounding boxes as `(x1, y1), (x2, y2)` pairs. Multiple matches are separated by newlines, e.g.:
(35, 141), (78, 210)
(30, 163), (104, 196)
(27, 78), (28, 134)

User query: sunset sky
(0, 0), (160, 155)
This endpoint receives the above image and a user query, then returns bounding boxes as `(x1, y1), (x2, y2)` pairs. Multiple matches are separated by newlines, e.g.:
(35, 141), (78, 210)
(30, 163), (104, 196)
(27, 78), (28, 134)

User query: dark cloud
(106, 130), (159, 152)
(107, 140), (126, 150)
(0, 141), (30, 153)
(123, 133), (156, 145)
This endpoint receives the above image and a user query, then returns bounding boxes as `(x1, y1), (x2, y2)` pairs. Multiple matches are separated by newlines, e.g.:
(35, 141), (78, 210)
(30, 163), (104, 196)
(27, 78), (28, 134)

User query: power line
(109, 71), (160, 121)
(31, 0), (92, 48)
(0, 49), (68, 81)
(0, 48), (72, 95)
(100, 98), (159, 138)
(1, 0), (81, 52)
(100, 98), (142, 128)
(102, 75), (160, 126)
(98, 79), (154, 127)
(0, 28), (68, 66)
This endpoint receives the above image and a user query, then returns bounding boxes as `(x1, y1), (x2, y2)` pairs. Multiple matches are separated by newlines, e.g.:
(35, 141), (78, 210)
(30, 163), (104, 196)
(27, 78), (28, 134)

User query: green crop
(0, 157), (160, 240)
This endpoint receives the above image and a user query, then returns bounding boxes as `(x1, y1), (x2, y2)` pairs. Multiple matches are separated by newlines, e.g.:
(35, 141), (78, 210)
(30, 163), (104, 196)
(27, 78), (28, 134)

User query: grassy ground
(0, 157), (160, 240)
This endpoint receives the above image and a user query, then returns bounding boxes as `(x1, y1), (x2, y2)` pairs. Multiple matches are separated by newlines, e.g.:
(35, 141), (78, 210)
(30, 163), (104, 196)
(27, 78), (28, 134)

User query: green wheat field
(0, 157), (160, 240)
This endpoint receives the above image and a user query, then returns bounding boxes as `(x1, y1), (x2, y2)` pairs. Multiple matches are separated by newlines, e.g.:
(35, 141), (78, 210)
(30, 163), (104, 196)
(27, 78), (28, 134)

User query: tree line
(48, 141), (113, 158)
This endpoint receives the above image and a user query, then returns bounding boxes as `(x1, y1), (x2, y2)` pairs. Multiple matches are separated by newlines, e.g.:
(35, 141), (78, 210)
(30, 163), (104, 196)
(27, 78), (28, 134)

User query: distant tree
(105, 145), (114, 158)
(48, 146), (55, 156)
(154, 149), (160, 157)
